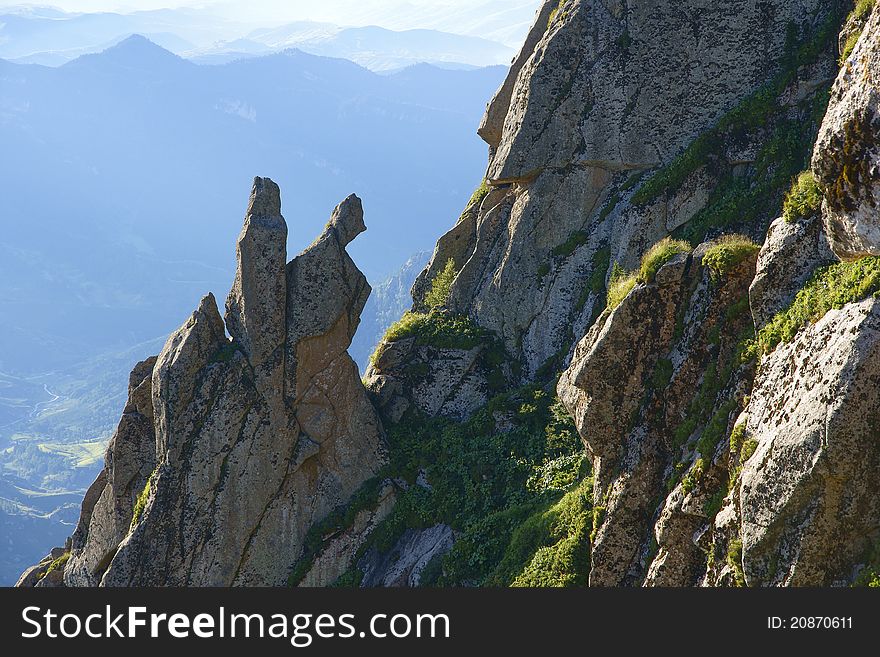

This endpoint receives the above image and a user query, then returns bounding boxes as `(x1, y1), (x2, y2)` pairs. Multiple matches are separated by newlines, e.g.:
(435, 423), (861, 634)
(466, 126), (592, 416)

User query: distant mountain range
(0, 4), (533, 70)
(0, 35), (504, 584)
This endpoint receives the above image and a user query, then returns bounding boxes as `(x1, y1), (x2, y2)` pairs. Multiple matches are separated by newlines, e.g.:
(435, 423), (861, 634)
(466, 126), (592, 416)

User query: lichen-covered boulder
(749, 214), (834, 328)
(740, 298), (880, 586)
(812, 3), (880, 259)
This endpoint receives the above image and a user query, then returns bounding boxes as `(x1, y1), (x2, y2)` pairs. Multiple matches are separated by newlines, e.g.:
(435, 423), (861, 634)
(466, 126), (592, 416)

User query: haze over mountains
(0, 2), (538, 69)
(0, 24), (511, 583)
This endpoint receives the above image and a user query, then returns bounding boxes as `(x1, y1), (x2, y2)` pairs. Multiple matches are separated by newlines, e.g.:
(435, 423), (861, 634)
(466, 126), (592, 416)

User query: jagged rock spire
(20, 180), (386, 587)
(225, 177), (288, 377)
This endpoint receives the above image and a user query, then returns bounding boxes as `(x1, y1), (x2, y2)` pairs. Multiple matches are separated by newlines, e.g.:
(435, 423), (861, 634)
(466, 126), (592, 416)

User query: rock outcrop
(739, 298), (880, 585)
(415, 0), (834, 378)
(19, 178), (386, 587)
(359, 524), (455, 588)
(559, 242), (757, 586)
(813, 5), (880, 259)
(749, 213), (835, 328)
(21, 0), (880, 591)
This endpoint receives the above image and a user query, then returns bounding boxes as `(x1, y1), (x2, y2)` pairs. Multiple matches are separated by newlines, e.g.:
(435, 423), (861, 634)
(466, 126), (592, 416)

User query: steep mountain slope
(360, 0), (880, 587)
(18, 0), (880, 588)
(0, 37), (503, 585)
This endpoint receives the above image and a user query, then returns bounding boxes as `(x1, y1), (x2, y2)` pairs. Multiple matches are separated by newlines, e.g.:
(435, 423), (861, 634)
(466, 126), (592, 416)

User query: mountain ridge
(16, 0), (880, 589)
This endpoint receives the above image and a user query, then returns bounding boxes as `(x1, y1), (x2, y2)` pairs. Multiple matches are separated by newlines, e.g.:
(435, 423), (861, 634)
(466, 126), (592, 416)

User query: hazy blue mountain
(0, 36), (503, 584)
(242, 24), (514, 71)
(0, 7), (519, 70)
(0, 6), (235, 60)
(350, 251), (431, 371)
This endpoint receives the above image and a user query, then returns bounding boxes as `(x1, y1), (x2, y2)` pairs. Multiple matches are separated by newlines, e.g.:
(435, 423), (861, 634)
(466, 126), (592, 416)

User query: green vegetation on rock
(39, 552), (70, 581)
(606, 238), (691, 311)
(841, 1), (876, 62)
(552, 231), (590, 258)
(507, 480), (591, 587)
(381, 311), (488, 350)
(130, 468), (157, 530)
(631, 11), (842, 245)
(639, 238), (691, 282)
(607, 264), (637, 311)
(782, 171), (823, 223)
(751, 256), (880, 355)
(425, 258), (457, 310)
(342, 386), (591, 587)
(288, 477), (385, 586)
(468, 180), (490, 208)
(702, 235), (761, 281)
(727, 538), (746, 587)
(854, 540), (880, 587)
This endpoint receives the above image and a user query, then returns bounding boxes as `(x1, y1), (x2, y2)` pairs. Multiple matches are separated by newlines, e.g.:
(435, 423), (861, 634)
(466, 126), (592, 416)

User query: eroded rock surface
(749, 214), (835, 328)
(418, 0), (832, 378)
(813, 3), (880, 259)
(559, 244), (757, 586)
(18, 178), (386, 587)
(740, 298), (880, 586)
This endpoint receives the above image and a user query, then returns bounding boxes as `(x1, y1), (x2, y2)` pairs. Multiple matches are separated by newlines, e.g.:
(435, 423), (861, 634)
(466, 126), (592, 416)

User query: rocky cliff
(19, 179), (386, 586)
(363, 0), (880, 588)
(19, 0), (880, 588)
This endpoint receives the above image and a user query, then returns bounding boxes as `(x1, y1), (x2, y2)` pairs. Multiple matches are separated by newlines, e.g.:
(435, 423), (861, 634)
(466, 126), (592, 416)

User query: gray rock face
(490, 1), (822, 182)
(740, 298), (880, 585)
(812, 3), (880, 259)
(298, 481), (398, 587)
(18, 178), (386, 587)
(15, 547), (68, 588)
(749, 214), (835, 328)
(559, 244), (757, 586)
(225, 178), (287, 383)
(366, 337), (497, 424)
(63, 356), (157, 587)
(419, 0), (832, 378)
(477, 0), (557, 153)
(359, 524), (454, 587)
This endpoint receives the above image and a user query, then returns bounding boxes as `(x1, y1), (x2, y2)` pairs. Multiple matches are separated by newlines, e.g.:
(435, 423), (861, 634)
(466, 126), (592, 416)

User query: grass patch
(727, 538), (746, 587)
(782, 171), (823, 222)
(840, 0), (876, 62)
(681, 458), (705, 495)
(381, 311), (488, 350)
(638, 238), (691, 283)
(424, 258), (456, 310)
(130, 468), (157, 531)
(702, 235), (761, 281)
(606, 238), (692, 311)
(547, 0), (565, 29)
(751, 256), (880, 355)
(841, 31), (861, 62)
(467, 180), (490, 209)
(607, 264), (637, 311)
(39, 552), (70, 581)
(852, 0), (877, 21)
(739, 438), (758, 462)
(506, 480), (592, 587)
